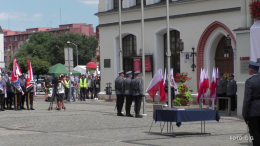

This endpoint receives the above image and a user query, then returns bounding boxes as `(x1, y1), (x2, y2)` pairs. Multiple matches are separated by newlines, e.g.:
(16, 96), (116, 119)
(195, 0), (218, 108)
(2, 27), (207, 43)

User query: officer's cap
(248, 61), (260, 70)
(8, 72), (12, 75)
(134, 71), (140, 75)
(229, 74), (234, 77)
(126, 71), (132, 75)
(20, 74), (24, 76)
(118, 70), (124, 74)
(219, 73), (223, 76)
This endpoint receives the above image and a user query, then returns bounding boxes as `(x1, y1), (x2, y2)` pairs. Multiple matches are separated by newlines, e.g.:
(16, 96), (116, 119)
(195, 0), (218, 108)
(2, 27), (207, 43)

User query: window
(23, 35), (26, 40)
(4, 56), (7, 62)
(9, 46), (11, 50)
(4, 47), (7, 52)
(9, 37), (12, 42)
(164, 30), (180, 75)
(114, 0), (122, 9)
(4, 38), (7, 42)
(14, 46), (17, 51)
(20, 35), (22, 41)
(14, 36), (17, 41)
(123, 35), (137, 74)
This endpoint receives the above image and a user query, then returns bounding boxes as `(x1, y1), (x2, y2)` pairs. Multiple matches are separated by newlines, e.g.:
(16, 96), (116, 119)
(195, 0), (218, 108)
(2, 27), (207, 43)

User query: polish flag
(215, 68), (219, 103)
(210, 67), (217, 100)
(202, 69), (209, 104)
(197, 68), (205, 104)
(159, 69), (166, 102)
(146, 69), (163, 98)
(11, 59), (24, 95)
(26, 60), (34, 91)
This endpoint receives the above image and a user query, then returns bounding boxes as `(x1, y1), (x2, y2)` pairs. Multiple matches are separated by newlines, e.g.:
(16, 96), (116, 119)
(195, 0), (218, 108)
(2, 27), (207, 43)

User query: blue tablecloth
(153, 109), (220, 127)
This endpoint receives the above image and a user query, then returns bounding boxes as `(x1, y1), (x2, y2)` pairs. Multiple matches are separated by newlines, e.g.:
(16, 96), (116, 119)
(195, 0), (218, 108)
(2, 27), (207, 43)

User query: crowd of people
(0, 71), (35, 111)
(43, 73), (101, 110)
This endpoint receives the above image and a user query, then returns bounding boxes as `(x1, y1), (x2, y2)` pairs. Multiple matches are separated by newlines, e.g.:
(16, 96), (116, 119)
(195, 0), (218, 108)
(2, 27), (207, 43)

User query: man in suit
(115, 70), (125, 116)
(226, 74), (237, 111)
(124, 71), (133, 117)
(217, 73), (227, 110)
(6, 72), (14, 110)
(131, 71), (143, 118)
(242, 61), (260, 146)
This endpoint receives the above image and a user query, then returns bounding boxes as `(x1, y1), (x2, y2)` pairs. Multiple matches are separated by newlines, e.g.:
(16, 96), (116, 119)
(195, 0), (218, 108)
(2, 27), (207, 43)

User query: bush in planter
(174, 84), (192, 106)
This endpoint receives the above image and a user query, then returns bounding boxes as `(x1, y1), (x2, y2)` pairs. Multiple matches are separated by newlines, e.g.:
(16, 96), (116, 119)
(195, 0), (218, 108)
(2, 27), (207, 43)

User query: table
(151, 108), (220, 134)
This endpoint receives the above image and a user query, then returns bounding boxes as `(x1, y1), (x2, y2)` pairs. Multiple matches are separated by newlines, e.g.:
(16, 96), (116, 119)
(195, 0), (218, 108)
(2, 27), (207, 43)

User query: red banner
(133, 58), (141, 71)
(145, 57), (151, 71)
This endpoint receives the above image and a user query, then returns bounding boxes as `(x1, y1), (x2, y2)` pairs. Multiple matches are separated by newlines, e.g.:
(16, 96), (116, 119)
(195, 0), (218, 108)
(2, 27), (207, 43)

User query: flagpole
(119, 0), (123, 71)
(166, 0), (171, 109)
(141, 0), (147, 116)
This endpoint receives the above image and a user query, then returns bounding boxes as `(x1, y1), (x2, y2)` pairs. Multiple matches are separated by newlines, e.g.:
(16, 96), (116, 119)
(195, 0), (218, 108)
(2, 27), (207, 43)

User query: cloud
(76, 0), (99, 5)
(0, 12), (42, 21)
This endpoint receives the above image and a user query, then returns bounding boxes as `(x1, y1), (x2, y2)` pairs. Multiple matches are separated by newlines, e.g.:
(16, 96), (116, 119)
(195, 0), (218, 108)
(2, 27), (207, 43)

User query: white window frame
(14, 36), (17, 41)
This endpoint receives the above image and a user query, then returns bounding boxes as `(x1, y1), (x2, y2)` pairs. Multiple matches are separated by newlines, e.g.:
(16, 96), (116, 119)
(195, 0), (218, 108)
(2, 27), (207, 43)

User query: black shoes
(30, 107), (35, 110)
(56, 108), (61, 110)
(125, 114), (134, 117)
(21, 107), (26, 110)
(135, 115), (143, 118)
(117, 113), (124, 116)
(1, 109), (5, 111)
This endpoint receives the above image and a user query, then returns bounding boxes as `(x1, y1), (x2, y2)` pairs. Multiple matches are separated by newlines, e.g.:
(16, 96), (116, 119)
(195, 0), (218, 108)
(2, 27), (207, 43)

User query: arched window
(163, 30), (180, 75)
(123, 35), (137, 73)
(215, 36), (234, 73)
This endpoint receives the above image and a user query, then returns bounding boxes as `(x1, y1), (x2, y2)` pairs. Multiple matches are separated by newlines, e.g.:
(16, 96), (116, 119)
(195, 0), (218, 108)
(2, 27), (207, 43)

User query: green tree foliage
(9, 57), (50, 78)
(14, 31), (99, 67)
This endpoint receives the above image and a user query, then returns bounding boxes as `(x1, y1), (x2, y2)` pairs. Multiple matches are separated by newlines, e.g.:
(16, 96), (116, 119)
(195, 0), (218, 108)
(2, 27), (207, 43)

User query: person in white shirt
(56, 74), (65, 110)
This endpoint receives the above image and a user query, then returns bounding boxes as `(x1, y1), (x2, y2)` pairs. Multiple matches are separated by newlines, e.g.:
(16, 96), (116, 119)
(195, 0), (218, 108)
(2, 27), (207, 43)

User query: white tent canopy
(74, 65), (86, 75)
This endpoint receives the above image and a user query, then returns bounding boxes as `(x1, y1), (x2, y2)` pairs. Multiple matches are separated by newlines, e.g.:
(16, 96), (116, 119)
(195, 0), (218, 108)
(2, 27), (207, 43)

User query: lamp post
(225, 35), (235, 57)
(67, 41), (78, 67)
(179, 39), (197, 71)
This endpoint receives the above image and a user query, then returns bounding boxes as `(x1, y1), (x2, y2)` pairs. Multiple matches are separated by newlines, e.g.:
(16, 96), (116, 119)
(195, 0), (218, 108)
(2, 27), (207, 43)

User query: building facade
(3, 23), (96, 70)
(96, 0), (254, 116)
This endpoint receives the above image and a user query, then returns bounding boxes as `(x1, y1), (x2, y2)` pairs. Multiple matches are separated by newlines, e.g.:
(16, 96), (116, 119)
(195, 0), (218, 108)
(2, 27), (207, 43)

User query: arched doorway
(122, 34), (137, 74)
(163, 30), (180, 74)
(215, 36), (234, 73)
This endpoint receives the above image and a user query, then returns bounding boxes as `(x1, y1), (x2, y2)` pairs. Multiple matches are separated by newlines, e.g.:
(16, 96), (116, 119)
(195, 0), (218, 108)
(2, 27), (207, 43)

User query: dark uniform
(131, 71), (143, 118)
(19, 76), (26, 109)
(15, 77), (23, 110)
(242, 61), (260, 146)
(6, 72), (14, 110)
(0, 75), (6, 111)
(226, 74), (237, 111)
(115, 70), (125, 116)
(26, 85), (35, 110)
(124, 71), (133, 117)
(217, 73), (227, 110)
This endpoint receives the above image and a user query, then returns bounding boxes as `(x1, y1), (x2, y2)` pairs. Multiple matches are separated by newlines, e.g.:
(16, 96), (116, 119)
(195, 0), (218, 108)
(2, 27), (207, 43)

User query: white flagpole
(119, 0), (123, 71)
(141, 0), (147, 116)
(166, 0), (171, 109)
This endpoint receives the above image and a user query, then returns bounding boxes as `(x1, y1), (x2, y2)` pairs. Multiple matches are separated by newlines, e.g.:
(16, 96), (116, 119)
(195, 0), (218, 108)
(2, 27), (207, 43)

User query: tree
(9, 57), (50, 80)
(14, 31), (99, 67)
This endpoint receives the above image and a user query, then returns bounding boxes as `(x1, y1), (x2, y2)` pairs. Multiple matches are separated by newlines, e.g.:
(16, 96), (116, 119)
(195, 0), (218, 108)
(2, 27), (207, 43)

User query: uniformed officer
(226, 74), (237, 111)
(19, 74), (26, 109)
(124, 71), (133, 117)
(15, 74), (23, 110)
(217, 72), (227, 110)
(0, 73), (6, 111)
(131, 71), (143, 118)
(1, 71), (7, 109)
(79, 75), (88, 101)
(6, 72), (14, 110)
(115, 70), (125, 116)
(26, 83), (35, 110)
(242, 61), (260, 146)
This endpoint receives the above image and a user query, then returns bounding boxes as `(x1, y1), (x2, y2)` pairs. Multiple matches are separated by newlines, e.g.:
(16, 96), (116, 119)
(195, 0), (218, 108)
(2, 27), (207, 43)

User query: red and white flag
(26, 60), (34, 91)
(159, 69), (166, 102)
(210, 67), (217, 100)
(197, 68), (205, 104)
(11, 59), (24, 95)
(202, 69), (209, 104)
(146, 69), (163, 98)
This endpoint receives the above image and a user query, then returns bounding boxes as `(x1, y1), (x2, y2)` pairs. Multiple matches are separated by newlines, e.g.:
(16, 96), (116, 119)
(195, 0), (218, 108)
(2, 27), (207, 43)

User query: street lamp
(179, 39), (197, 71)
(67, 41), (78, 67)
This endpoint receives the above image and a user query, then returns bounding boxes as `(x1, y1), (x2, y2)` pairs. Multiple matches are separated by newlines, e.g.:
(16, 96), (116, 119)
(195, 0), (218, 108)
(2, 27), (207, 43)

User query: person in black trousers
(217, 73), (227, 110)
(6, 72), (14, 110)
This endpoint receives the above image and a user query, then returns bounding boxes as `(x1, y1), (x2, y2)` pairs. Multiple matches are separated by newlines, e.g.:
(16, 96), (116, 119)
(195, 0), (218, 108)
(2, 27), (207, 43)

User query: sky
(0, 0), (99, 31)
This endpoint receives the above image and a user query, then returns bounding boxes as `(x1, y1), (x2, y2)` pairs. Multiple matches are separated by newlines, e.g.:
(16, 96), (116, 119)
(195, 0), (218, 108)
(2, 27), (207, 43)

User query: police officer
(115, 70), (125, 116)
(19, 74), (26, 109)
(6, 72), (14, 110)
(0, 73), (6, 111)
(226, 74), (237, 111)
(131, 71), (143, 118)
(79, 75), (88, 101)
(242, 61), (260, 146)
(26, 84), (35, 110)
(124, 71), (133, 117)
(15, 74), (23, 110)
(217, 73), (227, 110)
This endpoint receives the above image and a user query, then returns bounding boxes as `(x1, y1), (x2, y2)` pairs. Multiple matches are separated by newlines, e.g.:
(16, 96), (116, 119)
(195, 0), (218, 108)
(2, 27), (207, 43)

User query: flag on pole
(170, 68), (178, 95)
(159, 69), (166, 102)
(215, 67), (219, 103)
(210, 67), (217, 100)
(197, 68), (205, 104)
(202, 69), (209, 104)
(26, 60), (34, 91)
(146, 69), (163, 98)
(11, 59), (24, 95)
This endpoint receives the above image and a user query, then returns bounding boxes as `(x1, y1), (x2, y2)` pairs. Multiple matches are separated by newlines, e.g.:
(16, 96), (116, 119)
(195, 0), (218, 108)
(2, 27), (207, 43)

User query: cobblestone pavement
(0, 96), (252, 146)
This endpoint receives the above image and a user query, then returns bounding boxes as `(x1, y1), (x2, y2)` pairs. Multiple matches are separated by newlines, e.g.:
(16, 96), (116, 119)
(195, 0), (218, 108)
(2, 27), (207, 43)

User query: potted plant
(249, 0), (260, 20)
(174, 72), (193, 106)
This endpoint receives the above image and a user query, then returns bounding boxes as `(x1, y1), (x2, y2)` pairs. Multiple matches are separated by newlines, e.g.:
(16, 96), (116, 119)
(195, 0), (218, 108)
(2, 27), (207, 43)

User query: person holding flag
(19, 74), (27, 109)
(26, 60), (35, 110)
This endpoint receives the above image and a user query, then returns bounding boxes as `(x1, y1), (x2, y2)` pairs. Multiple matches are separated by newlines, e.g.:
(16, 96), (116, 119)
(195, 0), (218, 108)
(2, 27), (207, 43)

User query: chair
(149, 104), (163, 132)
